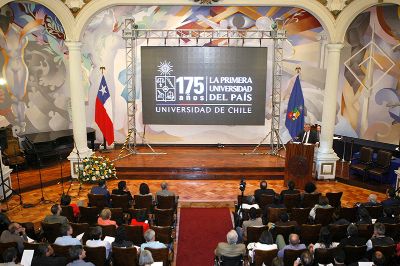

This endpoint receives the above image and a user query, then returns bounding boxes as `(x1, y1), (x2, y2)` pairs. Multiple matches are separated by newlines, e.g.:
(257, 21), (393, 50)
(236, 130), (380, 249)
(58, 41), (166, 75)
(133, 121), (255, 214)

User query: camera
(239, 178), (246, 192)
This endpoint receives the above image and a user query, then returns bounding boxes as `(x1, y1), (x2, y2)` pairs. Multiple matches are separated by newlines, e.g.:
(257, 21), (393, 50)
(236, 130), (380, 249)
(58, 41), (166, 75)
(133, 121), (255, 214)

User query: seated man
(85, 226), (111, 259)
(54, 224), (81, 246)
(215, 230), (246, 258)
(67, 245), (94, 266)
(140, 229), (167, 251)
(0, 223), (28, 253)
(376, 207), (398, 224)
(240, 195), (259, 210)
(366, 223), (394, 251)
(112, 180), (133, 202)
(254, 180), (275, 204)
(381, 187), (400, 207)
(156, 182), (175, 197)
(90, 180), (111, 204)
(277, 233), (306, 258)
(31, 243), (68, 266)
(358, 194), (381, 207)
(338, 223), (367, 247)
(241, 207), (263, 240)
(43, 204), (68, 226)
(280, 180), (300, 202)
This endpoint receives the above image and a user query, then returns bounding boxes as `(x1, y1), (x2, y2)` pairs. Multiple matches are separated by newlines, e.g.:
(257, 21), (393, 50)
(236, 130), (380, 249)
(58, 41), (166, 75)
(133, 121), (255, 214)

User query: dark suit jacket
(111, 189), (133, 201)
(339, 236), (367, 247)
(297, 130), (318, 144)
(254, 188), (275, 204)
(280, 189), (300, 202)
(31, 256), (68, 266)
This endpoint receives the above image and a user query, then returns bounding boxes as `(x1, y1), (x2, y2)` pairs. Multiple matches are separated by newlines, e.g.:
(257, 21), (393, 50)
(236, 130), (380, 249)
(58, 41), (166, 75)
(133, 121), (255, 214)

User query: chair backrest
(326, 192), (343, 208)
(254, 249), (278, 266)
(343, 245), (367, 264)
(267, 208), (287, 223)
(218, 255), (244, 266)
(302, 193), (321, 208)
(314, 247), (340, 265)
(157, 195), (176, 210)
(128, 208), (149, 222)
(79, 206), (99, 225)
(109, 208), (124, 224)
(275, 225), (296, 242)
(283, 248), (307, 266)
(0, 242), (17, 263)
(99, 224), (116, 238)
(84, 245), (107, 266)
(123, 225), (145, 246)
(151, 226), (173, 244)
(290, 208), (311, 225)
(133, 195), (153, 211)
(237, 195), (250, 206)
(41, 222), (62, 243)
(23, 242), (42, 253)
(339, 206), (358, 222)
(111, 194), (130, 211)
(357, 223), (373, 239)
(383, 223), (400, 242)
(360, 147), (374, 164)
(70, 222), (90, 238)
(246, 226), (268, 244)
(283, 193), (301, 212)
(374, 244), (396, 263)
(61, 205), (75, 222)
(154, 208), (174, 226)
(258, 194), (274, 209)
(300, 224), (322, 245)
(112, 246), (138, 266)
(364, 205), (383, 219)
(376, 150), (392, 168)
(329, 224), (348, 243)
(315, 207), (334, 226)
(51, 244), (72, 261)
(88, 193), (108, 209)
(144, 247), (169, 266)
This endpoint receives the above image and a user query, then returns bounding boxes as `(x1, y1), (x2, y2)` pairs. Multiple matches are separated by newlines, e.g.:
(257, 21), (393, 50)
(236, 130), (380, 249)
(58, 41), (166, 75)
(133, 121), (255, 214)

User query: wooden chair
(383, 223), (400, 241)
(339, 206), (358, 222)
(329, 224), (348, 243)
(267, 208), (287, 223)
(274, 225), (296, 243)
(258, 194), (274, 210)
(357, 224), (373, 239)
(128, 208), (149, 222)
(364, 205), (383, 219)
(215, 255), (244, 266)
(290, 208), (311, 225)
(41, 222), (62, 243)
(314, 208), (334, 226)
(109, 207), (124, 224)
(254, 249), (278, 266)
(84, 245), (107, 266)
(79, 206), (99, 225)
(61, 205), (75, 223)
(300, 224), (321, 245)
(0, 242), (17, 263)
(133, 195), (153, 212)
(302, 193), (321, 208)
(88, 193), (108, 210)
(99, 224), (116, 238)
(246, 226), (268, 244)
(51, 244), (72, 260)
(367, 150), (392, 183)
(283, 248), (307, 266)
(70, 222), (89, 238)
(314, 247), (340, 265)
(283, 193), (301, 213)
(111, 194), (130, 211)
(23, 242), (42, 253)
(112, 246), (138, 266)
(145, 247), (169, 266)
(326, 192), (343, 208)
(343, 245), (367, 264)
(374, 244), (396, 264)
(123, 225), (145, 246)
(151, 225), (173, 245)
(156, 195), (177, 211)
(349, 147), (373, 181)
(154, 208), (174, 226)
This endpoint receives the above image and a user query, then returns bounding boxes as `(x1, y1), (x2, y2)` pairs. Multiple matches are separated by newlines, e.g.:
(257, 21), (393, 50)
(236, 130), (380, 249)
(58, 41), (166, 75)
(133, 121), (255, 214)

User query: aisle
(176, 208), (233, 266)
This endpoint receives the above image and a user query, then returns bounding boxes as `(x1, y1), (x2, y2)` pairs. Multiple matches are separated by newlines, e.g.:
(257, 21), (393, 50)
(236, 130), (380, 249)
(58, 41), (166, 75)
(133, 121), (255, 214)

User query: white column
(65, 41), (93, 178)
(316, 43), (343, 180)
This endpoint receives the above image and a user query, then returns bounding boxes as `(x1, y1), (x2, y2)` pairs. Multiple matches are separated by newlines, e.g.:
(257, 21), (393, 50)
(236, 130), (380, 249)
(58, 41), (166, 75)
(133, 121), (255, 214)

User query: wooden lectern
(284, 142), (315, 189)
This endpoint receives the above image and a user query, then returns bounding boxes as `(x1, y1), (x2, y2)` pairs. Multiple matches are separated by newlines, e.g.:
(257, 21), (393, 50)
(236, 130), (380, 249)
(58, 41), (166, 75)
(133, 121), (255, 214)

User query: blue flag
(285, 75), (305, 139)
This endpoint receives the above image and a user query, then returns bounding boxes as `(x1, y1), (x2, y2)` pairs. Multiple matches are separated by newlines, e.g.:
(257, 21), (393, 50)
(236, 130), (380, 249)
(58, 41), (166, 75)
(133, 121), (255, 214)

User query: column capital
(326, 43), (344, 52)
(65, 41), (82, 50)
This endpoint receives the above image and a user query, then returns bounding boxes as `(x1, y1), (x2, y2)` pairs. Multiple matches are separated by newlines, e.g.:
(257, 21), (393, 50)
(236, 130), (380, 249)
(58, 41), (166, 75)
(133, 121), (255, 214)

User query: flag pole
(99, 66), (111, 153)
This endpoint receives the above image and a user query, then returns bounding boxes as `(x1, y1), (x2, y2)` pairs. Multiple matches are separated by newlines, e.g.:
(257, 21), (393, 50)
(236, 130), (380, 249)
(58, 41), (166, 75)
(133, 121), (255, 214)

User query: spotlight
(0, 78), (6, 85)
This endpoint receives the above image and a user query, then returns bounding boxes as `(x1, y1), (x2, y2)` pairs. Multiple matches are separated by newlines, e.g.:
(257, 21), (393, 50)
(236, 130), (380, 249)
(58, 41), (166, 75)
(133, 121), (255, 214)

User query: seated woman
(97, 208), (117, 227)
(130, 209), (150, 233)
(60, 194), (80, 218)
(247, 230), (277, 263)
(139, 183), (152, 196)
(309, 196), (332, 221)
(304, 182), (317, 194)
(112, 226), (134, 248)
(308, 226), (338, 253)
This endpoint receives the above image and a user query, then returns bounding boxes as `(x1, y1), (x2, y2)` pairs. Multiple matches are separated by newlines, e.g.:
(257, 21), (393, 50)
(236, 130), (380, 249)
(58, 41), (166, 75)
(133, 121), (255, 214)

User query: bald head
(289, 234), (300, 245)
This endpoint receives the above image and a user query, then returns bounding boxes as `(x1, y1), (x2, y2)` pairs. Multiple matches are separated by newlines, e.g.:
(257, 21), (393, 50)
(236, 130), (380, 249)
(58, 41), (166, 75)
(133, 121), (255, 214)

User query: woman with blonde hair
(97, 208), (117, 227)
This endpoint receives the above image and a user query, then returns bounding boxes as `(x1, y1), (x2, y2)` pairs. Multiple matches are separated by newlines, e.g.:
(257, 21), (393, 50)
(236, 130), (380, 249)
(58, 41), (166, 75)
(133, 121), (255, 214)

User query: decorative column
(316, 43), (344, 180)
(66, 41), (93, 178)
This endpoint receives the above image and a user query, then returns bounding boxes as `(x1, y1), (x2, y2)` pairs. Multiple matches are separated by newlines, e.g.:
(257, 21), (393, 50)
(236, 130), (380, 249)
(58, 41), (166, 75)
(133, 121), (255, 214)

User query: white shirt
(302, 131), (310, 143)
(86, 239), (111, 258)
(247, 242), (277, 263)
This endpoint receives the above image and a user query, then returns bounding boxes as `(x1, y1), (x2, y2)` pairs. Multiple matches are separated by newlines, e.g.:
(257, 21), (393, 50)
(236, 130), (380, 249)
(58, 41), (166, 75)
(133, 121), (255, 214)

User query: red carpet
(176, 208), (233, 266)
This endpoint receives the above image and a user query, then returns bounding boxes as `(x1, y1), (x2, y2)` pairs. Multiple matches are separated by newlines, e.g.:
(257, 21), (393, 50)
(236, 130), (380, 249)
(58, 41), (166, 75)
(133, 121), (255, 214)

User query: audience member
(112, 180), (133, 202)
(308, 227), (338, 253)
(0, 223), (28, 253)
(262, 197), (285, 224)
(275, 212), (298, 227)
(293, 250), (313, 266)
(297, 123), (318, 144)
(54, 224), (81, 246)
(309, 196), (332, 220)
(303, 182), (317, 194)
(366, 223), (394, 251)
(240, 207), (263, 240)
(43, 204), (68, 226)
(338, 223), (367, 247)
(97, 208), (117, 227)
(90, 180), (111, 203)
(2, 247), (21, 265)
(247, 230), (277, 263)
(139, 183), (152, 196)
(112, 226), (134, 248)
(67, 246), (94, 266)
(130, 209), (150, 233)
(31, 243), (68, 266)
(372, 251), (386, 266)
(357, 207), (372, 225)
(381, 187), (400, 207)
(215, 230), (246, 258)
(140, 229), (167, 251)
(254, 180), (275, 204)
(85, 226), (111, 259)
(277, 233), (306, 258)
(60, 194), (80, 218)
(156, 182), (175, 197)
(271, 257), (284, 266)
(358, 194), (381, 207)
(138, 249), (154, 266)
(241, 195), (259, 210)
(0, 213), (11, 233)
(376, 207), (398, 224)
(280, 180), (300, 201)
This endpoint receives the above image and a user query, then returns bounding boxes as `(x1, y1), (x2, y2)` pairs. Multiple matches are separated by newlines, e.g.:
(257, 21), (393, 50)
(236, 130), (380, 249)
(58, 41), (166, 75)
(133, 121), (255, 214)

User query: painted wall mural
(337, 5), (400, 145)
(0, 2), (70, 135)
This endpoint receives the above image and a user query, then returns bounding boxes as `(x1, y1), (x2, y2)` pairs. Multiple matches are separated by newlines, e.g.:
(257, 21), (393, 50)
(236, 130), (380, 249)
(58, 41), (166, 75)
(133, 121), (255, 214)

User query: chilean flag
(95, 75), (114, 145)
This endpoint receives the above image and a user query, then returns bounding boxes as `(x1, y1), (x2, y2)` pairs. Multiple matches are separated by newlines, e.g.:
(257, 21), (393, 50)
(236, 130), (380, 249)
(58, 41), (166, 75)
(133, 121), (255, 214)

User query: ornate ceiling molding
(317, 0), (355, 17)
(61, 0), (91, 15)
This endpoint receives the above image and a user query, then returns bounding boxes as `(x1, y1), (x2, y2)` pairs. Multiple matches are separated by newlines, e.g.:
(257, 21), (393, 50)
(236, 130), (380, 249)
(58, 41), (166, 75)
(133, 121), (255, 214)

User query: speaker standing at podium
(296, 123), (318, 144)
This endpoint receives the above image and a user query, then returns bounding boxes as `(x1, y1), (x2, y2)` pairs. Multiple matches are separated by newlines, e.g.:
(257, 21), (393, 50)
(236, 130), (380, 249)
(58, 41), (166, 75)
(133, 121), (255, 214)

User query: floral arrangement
(80, 155), (117, 183)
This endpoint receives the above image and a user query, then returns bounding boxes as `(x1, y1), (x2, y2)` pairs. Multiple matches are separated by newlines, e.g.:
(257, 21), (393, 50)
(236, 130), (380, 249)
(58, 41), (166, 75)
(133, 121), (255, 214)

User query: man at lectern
(296, 123), (318, 144)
